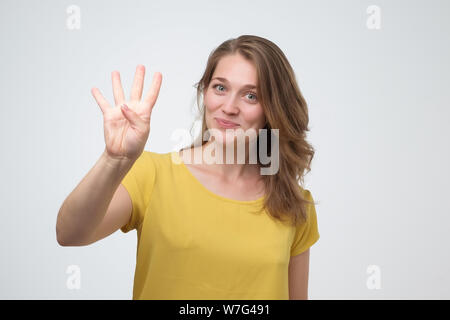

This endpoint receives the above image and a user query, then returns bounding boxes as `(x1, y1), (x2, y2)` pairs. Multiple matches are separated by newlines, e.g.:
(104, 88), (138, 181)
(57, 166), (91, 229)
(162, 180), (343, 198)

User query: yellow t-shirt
(120, 150), (320, 300)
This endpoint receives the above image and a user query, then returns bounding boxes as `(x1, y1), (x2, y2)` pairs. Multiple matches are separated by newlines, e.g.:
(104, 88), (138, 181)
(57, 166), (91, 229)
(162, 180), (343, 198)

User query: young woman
(56, 35), (320, 300)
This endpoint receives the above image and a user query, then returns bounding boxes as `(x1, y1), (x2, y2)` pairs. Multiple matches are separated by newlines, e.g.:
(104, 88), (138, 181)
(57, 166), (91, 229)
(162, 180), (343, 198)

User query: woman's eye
(213, 84), (257, 102)
(247, 93), (257, 101)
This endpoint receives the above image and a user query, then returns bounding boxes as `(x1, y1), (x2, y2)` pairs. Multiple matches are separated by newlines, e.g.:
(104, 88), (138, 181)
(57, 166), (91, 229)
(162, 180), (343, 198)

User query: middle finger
(130, 64), (145, 102)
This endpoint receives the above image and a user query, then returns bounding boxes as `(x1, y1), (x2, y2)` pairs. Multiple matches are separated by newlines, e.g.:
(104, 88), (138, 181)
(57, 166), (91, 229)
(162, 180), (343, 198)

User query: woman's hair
(182, 35), (315, 227)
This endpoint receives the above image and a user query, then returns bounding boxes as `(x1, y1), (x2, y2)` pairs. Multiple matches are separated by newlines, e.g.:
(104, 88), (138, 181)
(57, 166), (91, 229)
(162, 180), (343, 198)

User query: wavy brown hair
(182, 35), (316, 227)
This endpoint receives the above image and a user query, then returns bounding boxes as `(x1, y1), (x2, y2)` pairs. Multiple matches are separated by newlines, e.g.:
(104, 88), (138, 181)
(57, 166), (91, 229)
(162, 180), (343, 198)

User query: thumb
(120, 104), (143, 128)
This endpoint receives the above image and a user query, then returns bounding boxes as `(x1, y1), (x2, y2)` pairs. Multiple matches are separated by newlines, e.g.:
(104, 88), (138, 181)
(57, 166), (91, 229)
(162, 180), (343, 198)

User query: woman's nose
(221, 97), (239, 114)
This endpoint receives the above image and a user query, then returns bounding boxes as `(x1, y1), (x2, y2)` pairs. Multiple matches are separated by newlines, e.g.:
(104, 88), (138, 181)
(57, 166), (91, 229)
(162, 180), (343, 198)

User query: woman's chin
(212, 138), (236, 146)
(207, 127), (233, 143)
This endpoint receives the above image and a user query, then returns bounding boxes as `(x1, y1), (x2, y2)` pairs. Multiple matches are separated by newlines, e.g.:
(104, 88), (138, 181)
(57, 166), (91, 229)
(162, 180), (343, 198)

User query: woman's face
(203, 53), (266, 146)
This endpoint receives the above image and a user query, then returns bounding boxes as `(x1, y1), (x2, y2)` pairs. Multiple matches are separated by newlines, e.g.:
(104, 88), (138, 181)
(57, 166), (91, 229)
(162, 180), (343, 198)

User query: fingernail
(122, 104), (129, 111)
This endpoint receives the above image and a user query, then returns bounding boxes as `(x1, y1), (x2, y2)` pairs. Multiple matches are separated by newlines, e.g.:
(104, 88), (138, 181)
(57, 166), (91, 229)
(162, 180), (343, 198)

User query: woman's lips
(215, 117), (240, 128)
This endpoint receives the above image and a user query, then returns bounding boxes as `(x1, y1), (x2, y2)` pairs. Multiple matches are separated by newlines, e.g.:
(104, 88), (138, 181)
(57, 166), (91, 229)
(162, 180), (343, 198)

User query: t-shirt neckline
(170, 151), (265, 205)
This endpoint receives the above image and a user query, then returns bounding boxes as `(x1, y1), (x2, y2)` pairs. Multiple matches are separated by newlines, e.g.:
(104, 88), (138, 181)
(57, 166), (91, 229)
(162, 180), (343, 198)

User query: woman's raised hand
(91, 65), (162, 162)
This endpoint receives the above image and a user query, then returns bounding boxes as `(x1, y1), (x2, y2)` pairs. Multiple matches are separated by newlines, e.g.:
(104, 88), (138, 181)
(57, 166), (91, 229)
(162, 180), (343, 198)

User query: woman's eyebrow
(212, 77), (257, 90)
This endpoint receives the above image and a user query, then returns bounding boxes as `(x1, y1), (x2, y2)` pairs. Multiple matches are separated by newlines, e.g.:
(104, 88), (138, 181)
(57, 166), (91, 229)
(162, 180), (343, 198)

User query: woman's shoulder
(299, 186), (312, 198)
(143, 150), (169, 160)
(141, 150), (180, 168)
(298, 186), (318, 210)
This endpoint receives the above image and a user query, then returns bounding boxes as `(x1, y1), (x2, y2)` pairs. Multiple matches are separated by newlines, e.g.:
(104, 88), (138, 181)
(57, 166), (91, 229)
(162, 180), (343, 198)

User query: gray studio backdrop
(0, 0), (449, 299)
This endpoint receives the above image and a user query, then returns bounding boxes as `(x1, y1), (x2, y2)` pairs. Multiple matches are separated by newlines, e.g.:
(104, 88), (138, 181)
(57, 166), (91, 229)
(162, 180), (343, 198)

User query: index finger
(143, 72), (162, 113)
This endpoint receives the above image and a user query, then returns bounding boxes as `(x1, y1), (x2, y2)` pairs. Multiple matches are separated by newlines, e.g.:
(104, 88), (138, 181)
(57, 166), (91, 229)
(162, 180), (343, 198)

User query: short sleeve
(120, 151), (156, 233)
(290, 189), (320, 256)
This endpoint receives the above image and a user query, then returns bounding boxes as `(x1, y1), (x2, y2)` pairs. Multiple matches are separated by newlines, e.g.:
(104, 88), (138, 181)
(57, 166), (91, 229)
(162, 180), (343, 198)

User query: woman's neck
(183, 140), (261, 183)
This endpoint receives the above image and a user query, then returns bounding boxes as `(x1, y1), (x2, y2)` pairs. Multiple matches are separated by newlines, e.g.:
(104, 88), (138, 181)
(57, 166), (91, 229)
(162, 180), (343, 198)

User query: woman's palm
(91, 65), (162, 161)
